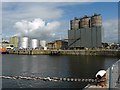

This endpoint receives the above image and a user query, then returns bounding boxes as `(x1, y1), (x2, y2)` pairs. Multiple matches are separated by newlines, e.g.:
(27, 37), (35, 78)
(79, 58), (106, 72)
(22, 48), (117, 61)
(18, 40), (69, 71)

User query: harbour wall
(8, 49), (120, 57)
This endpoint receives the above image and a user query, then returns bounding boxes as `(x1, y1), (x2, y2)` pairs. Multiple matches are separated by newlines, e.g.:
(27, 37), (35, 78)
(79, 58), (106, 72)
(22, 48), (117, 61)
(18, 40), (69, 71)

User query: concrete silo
(80, 15), (90, 28)
(91, 14), (102, 27)
(70, 17), (80, 30)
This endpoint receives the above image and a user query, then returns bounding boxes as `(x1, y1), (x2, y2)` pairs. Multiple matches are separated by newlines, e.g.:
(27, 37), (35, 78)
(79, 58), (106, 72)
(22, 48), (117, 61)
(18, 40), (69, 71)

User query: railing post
(109, 66), (112, 90)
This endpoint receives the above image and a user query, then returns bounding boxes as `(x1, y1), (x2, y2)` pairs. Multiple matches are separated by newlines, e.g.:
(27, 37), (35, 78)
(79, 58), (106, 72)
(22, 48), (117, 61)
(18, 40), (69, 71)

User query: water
(2, 54), (119, 88)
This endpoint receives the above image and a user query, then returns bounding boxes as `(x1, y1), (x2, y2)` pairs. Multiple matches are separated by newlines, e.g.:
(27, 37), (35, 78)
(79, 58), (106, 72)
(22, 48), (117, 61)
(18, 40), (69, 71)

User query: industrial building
(68, 14), (102, 49)
(53, 40), (68, 50)
(2, 41), (14, 49)
(46, 42), (54, 49)
(9, 36), (19, 48)
(47, 40), (68, 50)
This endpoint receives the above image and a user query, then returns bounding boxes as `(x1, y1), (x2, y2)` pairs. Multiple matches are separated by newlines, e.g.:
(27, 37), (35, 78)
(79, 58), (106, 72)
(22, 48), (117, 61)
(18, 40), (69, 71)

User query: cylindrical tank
(31, 39), (38, 49)
(70, 17), (80, 30)
(21, 37), (29, 49)
(91, 14), (102, 27)
(40, 40), (46, 48)
(80, 15), (90, 28)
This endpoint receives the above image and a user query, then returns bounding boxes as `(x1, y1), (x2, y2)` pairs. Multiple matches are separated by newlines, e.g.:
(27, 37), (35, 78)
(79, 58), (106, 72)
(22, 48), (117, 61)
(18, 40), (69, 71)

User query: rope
(0, 75), (100, 83)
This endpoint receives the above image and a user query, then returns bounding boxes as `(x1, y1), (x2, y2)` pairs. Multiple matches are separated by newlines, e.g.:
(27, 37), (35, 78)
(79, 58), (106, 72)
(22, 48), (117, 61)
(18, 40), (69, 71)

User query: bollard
(96, 70), (107, 87)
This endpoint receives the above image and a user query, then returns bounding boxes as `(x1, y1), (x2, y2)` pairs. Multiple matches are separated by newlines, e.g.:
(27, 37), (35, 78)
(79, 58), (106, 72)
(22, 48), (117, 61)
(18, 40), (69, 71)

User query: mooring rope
(0, 75), (103, 83)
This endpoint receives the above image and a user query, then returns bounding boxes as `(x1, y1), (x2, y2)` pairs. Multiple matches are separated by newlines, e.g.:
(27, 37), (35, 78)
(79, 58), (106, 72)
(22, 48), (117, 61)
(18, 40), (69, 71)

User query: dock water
(7, 49), (120, 89)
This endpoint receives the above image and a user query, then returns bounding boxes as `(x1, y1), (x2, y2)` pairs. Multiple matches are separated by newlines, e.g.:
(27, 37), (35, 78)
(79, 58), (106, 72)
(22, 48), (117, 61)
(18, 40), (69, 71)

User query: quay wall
(8, 49), (51, 55)
(8, 49), (120, 56)
(60, 50), (120, 56)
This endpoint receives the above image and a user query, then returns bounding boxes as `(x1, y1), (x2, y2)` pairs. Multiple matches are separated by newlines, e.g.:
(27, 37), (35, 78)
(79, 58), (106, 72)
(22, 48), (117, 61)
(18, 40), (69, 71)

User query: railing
(108, 60), (120, 89)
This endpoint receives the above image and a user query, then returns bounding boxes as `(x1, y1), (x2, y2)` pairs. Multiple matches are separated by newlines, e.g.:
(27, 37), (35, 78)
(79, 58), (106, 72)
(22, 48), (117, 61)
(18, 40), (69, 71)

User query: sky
(2, 2), (119, 43)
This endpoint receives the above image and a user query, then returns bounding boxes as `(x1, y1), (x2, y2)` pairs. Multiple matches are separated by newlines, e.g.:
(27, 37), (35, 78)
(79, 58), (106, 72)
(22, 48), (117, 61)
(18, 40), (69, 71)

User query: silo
(21, 37), (29, 49)
(40, 40), (46, 47)
(80, 15), (90, 28)
(70, 17), (80, 30)
(31, 39), (38, 49)
(91, 14), (102, 27)
(40, 40), (47, 50)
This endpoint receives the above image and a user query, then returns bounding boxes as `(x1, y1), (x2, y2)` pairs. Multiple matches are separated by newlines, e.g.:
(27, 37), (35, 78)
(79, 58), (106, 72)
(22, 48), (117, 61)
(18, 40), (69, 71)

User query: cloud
(2, 2), (79, 41)
(2, 0), (119, 2)
(2, 0), (101, 2)
(14, 18), (61, 41)
(2, 2), (64, 20)
(103, 19), (118, 43)
(2, 2), (65, 41)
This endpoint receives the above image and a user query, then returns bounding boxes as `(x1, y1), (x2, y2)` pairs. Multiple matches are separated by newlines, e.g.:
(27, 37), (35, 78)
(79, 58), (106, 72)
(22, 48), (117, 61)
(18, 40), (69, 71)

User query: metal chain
(0, 75), (101, 83)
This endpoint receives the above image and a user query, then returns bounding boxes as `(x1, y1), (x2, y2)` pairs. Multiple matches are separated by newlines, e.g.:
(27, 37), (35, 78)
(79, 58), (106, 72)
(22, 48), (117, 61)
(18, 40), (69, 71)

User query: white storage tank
(40, 40), (47, 50)
(40, 40), (46, 47)
(21, 37), (29, 49)
(31, 39), (38, 49)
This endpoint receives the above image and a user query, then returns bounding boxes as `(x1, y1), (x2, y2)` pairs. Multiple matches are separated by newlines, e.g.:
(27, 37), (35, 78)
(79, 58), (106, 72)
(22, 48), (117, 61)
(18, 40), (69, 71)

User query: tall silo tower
(80, 15), (90, 28)
(91, 14), (102, 27)
(70, 17), (80, 30)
